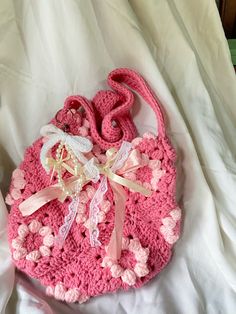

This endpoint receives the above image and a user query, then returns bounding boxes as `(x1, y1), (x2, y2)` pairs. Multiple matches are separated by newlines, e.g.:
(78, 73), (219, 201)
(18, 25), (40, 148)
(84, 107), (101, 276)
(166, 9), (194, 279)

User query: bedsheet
(0, 0), (236, 313)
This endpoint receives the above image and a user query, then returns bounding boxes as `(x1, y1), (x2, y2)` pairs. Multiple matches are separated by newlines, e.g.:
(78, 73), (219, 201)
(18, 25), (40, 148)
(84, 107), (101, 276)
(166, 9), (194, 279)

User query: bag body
(6, 68), (181, 303)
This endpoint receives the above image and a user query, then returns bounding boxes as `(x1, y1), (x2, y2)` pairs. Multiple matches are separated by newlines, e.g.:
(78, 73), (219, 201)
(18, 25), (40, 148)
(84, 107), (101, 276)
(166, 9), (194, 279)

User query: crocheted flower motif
(46, 283), (89, 303)
(120, 146), (166, 192)
(101, 237), (150, 286)
(75, 184), (111, 228)
(160, 208), (181, 244)
(12, 220), (54, 262)
(5, 169), (26, 205)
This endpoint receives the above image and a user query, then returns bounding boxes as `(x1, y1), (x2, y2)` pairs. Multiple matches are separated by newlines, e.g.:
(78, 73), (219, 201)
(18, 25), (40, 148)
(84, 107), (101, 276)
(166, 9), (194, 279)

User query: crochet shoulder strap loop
(108, 68), (166, 138)
(63, 68), (166, 150)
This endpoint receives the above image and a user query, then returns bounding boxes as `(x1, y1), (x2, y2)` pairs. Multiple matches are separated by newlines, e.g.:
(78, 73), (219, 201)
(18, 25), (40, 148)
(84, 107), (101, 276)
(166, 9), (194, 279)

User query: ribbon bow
(19, 140), (151, 260)
(40, 124), (93, 173)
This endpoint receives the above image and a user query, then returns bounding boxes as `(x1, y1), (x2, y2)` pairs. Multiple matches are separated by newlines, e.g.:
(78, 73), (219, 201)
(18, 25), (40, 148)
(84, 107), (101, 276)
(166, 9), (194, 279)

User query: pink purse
(6, 68), (181, 303)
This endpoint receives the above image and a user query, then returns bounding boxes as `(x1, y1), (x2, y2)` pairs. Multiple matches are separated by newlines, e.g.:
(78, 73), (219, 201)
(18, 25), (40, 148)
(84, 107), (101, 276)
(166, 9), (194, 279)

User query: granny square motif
(6, 68), (181, 303)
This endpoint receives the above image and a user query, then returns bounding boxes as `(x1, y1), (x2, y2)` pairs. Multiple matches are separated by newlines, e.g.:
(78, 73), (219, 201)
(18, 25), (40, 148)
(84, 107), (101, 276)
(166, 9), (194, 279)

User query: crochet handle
(64, 68), (166, 149)
(108, 68), (166, 138)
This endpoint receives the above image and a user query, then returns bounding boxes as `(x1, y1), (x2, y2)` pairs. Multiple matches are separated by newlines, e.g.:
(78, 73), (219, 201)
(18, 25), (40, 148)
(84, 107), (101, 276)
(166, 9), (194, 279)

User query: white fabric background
(1, 0), (236, 313)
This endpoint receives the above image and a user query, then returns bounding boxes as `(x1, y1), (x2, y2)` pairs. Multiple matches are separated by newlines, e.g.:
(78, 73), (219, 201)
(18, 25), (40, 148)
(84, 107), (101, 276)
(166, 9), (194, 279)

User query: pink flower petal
(141, 153), (150, 166)
(165, 233), (179, 244)
(160, 225), (177, 244)
(134, 262), (149, 277)
(101, 200), (111, 213)
(170, 208), (181, 222)
(78, 294), (90, 304)
(122, 237), (130, 250)
(98, 211), (105, 223)
(121, 269), (136, 286)
(79, 126), (88, 137)
(160, 225), (170, 236)
(86, 186), (96, 199)
(101, 256), (115, 268)
(152, 169), (165, 179)
(151, 170), (164, 190)
(43, 234), (54, 247)
(46, 286), (54, 297)
(11, 188), (21, 200)
(26, 250), (41, 262)
(54, 283), (66, 301)
(83, 219), (90, 229)
(13, 247), (27, 260)
(79, 191), (89, 204)
(39, 245), (51, 257)
(18, 224), (29, 238)
(134, 247), (149, 264)
(12, 169), (24, 179)
(65, 288), (80, 303)
(76, 213), (86, 224)
(110, 264), (124, 278)
(5, 194), (14, 205)
(128, 238), (142, 252)
(161, 217), (176, 229)
(82, 118), (90, 128)
(39, 226), (52, 237)
(12, 237), (23, 249)
(143, 182), (152, 190)
(77, 203), (86, 214)
(148, 159), (161, 170)
(29, 220), (42, 233)
(13, 177), (26, 189)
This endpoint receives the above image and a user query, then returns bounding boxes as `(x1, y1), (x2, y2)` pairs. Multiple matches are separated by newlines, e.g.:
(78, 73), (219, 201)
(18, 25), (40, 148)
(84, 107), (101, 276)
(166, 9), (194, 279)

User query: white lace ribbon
(40, 124), (93, 173)
(54, 196), (80, 248)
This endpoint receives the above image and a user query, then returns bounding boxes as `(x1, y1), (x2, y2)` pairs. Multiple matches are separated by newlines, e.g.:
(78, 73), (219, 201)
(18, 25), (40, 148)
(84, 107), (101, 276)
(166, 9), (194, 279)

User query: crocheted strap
(108, 68), (166, 138)
(63, 68), (166, 149)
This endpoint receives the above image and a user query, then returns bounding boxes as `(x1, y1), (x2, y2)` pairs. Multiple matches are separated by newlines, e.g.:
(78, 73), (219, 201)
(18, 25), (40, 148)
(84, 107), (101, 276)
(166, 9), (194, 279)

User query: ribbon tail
(19, 186), (63, 216)
(89, 176), (108, 247)
(54, 196), (79, 248)
(106, 181), (127, 261)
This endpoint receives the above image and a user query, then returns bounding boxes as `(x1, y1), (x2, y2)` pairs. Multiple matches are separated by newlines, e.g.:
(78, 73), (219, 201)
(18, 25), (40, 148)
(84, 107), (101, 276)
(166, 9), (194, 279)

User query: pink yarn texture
(7, 68), (181, 303)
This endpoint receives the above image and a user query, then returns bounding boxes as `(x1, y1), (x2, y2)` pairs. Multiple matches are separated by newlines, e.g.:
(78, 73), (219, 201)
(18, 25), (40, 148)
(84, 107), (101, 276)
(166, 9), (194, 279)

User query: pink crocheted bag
(6, 68), (181, 303)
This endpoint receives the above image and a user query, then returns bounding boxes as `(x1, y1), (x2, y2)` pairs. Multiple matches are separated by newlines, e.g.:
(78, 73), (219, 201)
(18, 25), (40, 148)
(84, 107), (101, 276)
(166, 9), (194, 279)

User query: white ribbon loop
(40, 124), (93, 172)
(83, 158), (100, 183)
